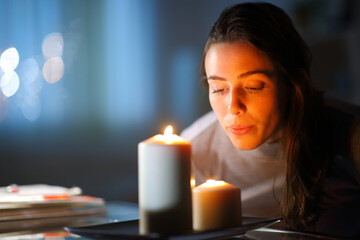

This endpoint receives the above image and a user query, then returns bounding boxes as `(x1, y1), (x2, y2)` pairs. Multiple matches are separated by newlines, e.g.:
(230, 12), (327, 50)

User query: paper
(0, 184), (106, 234)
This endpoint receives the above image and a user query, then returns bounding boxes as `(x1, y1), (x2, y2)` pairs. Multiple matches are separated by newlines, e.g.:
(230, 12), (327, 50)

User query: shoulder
(180, 111), (219, 142)
(324, 98), (360, 181)
(351, 117), (360, 173)
(316, 98), (360, 237)
(325, 98), (360, 173)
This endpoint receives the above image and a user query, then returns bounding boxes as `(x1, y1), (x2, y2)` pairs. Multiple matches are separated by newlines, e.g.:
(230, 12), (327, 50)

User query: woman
(181, 2), (360, 238)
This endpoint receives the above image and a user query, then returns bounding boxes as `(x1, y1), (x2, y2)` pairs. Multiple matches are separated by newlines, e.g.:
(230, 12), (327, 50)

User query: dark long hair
(201, 2), (329, 230)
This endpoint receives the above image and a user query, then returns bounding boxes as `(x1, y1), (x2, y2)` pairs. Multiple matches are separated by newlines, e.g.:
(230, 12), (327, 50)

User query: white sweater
(181, 111), (285, 218)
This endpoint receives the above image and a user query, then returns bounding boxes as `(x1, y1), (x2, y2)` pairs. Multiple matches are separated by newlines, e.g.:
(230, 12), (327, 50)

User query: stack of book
(0, 184), (107, 234)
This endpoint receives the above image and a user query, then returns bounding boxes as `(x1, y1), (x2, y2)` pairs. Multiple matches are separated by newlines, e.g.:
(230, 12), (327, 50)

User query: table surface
(0, 201), (347, 240)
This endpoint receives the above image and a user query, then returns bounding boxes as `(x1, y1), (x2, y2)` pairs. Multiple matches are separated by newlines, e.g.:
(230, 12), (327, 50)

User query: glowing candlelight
(152, 125), (187, 144)
(190, 178), (196, 189)
(138, 125), (192, 235)
(192, 179), (242, 232)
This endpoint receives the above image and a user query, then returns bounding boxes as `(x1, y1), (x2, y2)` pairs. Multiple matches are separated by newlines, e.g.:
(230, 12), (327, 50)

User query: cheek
(252, 96), (281, 129)
(209, 94), (227, 118)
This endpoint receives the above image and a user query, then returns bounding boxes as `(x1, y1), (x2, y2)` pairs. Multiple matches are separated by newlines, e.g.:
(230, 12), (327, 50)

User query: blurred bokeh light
(43, 56), (65, 84)
(42, 33), (64, 59)
(0, 47), (20, 97)
(1, 71), (19, 97)
(0, 47), (19, 73)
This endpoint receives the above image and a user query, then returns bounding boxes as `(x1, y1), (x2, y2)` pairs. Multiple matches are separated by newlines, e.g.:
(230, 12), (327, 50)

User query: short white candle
(138, 125), (192, 235)
(192, 179), (242, 232)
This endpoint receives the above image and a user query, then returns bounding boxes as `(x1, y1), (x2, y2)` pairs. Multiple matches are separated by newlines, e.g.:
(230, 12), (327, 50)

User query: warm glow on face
(205, 41), (283, 150)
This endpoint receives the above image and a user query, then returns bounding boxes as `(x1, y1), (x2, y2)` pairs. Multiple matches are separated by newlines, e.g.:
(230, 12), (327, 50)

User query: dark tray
(65, 217), (281, 239)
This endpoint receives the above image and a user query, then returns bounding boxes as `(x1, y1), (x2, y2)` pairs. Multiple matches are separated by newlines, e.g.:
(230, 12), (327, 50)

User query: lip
(227, 125), (254, 136)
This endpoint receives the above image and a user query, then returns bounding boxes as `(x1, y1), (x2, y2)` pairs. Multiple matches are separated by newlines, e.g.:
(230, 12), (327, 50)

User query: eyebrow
(207, 70), (275, 81)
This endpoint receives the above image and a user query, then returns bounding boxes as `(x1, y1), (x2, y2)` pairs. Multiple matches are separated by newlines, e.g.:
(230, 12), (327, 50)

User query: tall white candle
(138, 125), (192, 235)
(192, 179), (242, 232)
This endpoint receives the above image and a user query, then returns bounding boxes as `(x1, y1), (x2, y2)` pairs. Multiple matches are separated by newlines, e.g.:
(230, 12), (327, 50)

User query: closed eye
(244, 81), (265, 92)
(246, 87), (263, 91)
(211, 87), (231, 95)
(212, 88), (225, 94)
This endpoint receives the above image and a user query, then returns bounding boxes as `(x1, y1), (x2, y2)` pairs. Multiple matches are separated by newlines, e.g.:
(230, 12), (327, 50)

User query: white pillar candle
(192, 179), (242, 232)
(138, 125), (192, 235)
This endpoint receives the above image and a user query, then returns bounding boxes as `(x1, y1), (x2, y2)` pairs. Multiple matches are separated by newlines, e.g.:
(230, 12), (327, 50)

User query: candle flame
(152, 124), (188, 144)
(191, 178), (196, 188)
(164, 125), (173, 136)
(202, 179), (227, 188)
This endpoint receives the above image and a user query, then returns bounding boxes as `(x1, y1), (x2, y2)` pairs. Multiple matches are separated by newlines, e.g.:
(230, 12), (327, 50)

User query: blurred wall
(0, 0), (359, 202)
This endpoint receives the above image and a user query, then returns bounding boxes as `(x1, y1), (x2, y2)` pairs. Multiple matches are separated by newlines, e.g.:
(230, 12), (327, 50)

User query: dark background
(0, 0), (359, 203)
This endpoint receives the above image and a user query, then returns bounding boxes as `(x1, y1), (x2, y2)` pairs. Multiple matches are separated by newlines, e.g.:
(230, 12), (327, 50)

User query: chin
(229, 138), (260, 150)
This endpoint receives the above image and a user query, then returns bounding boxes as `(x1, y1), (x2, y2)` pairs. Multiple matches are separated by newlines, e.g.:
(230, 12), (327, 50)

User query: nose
(228, 89), (246, 115)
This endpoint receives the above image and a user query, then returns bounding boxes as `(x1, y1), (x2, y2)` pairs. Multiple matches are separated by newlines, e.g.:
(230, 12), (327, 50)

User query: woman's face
(205, 41), (283, 150)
